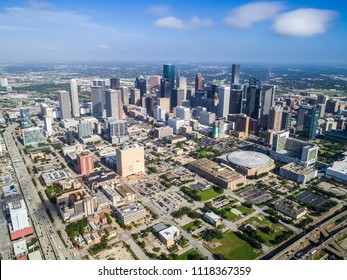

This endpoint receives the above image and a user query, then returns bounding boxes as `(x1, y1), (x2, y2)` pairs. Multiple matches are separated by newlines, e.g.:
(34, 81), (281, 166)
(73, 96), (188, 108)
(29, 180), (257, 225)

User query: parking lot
(295, 191), (330, 208)
(240, 187), (273, 204)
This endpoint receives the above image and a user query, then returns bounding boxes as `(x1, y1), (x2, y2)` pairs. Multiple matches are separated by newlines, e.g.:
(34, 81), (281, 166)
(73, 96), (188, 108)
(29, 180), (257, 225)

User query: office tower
(168, 118), (185, 134)
(176, 76), (187, 91)
(163, 64), (175, 91)
(244, 80), (261, 120)
(22, 127), (46, 146)
(175, 106), (190, 122)
(217, 86), (230, 118)
(325, 99), (339, 114)
(110, 78), (121, 90)
(93, 80), (106, 107)
(130, 88), (141, 106)
(142, 96), (155, 115)
(153, 105), (166, 121)
(316, 93), (328, 105)
(267, 106), (283, 131)
(231, 64), (240, 85)
(135, 76), (147, 98)
(195, 73), (204, 91)
(199, 111), (216, 126)
(78, 121), (93, 139)
(149, 76), (161, 89)
(70, 79), (80, 117)
(260, 85), (275, 129)
(157, 98), (170, 114)
(229, 88), (243, 114)
(40, 103), (48, 117)
(58, 90), (72, 120)
(297, 105), (321, 139)
(172, 88), (186, 108)
(76, 151), (94, 175)
(105, 89), (124, 119)
(212, 120), (224, 139)
(160, 78), (171, 99)
(228, 114), (249, 137)
(66, 128), (75, 145)
(44, 107), (54, 119)
(91, 86), (104, 118)
(19, 107), (31, 128)
(194, 90), (205, 108)
(281, 110), (292, 131)
(117, 86), (130, 106)
(107, 119), (129, 144)
(116, 145), (145, 177)
(44, 116), (53, 136)
(182, 100), (190, 108)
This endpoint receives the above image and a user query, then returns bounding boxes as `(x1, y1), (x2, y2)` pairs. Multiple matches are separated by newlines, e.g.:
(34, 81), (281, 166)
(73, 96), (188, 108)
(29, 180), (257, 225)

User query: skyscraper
(267, 106), (283, 131)
(19, 107), (31, 128)
(78, 121), (93, 139)
(281, 110), (292, 131)
(110, 78), (121, 90)
(91, 86), (104, 118)
(260, 85), (275, 129)
(157, 97), (170, 114)
(163, 64), (175, 91)
(160, 78), (171, 99)
(93, 80), (106, 108)
(297, 105), (321, 139)
(130, 88), (141, 106)
(117, 86), (129, 106)
(195, 73), (204, 91)
(105, 89), (124, 119)
(231, 64), (240, 85)
(44, 116), (53, 136)
(70, 79), (80, 118)
(229, 87), (243, 114)
(58, 90), (72, 120)
(176, 76), (187, 92)
(116, 145), (145, 177)
(172, 88), (186, 108)
(107, 120), (129, 144)
(244, 78), (261, 120)
(135, 76), (147, 98)
(149, 76), (161, 90)
(217, 86), (230, 118)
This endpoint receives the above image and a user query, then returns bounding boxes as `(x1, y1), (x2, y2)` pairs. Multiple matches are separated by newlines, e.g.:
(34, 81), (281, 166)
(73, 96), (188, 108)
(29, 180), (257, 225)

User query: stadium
(221, 151), (275, 176)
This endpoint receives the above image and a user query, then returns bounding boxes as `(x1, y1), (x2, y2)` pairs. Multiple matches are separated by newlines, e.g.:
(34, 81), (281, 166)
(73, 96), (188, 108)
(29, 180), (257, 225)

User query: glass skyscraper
(163, 64), (175, 91)
(20, 107), (31, 128)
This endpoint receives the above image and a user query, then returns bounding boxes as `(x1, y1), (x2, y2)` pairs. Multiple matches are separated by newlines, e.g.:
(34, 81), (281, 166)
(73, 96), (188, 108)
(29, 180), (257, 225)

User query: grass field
(236, 205), (254, 215)
(177, 249), (204, 260)
(182, 222), (196, 231)
(224, 211), (241, 222)
(196, 188), (219, 201)
(205, 231), (261, 260)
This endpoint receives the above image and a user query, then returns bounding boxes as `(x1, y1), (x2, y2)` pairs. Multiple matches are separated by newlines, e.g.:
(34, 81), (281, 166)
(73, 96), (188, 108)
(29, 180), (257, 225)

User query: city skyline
(0, 0), (346, 64)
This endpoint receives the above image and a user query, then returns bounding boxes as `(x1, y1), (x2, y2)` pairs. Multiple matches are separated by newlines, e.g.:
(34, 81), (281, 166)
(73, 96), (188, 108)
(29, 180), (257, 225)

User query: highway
(3, 123), (75, 260)
(0, 200), (12, 260)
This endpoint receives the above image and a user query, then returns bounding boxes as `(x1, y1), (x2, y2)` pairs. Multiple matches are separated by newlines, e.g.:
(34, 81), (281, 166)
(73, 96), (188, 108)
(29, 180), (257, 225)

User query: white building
(44, 116), (53, 136)
(70, 79), (80, 117)
(153, 105), (166, 121)
(168, 118), (185, 134)
(158, 226), (180, 247)
(175, 106), (190, 124)
(218, 86), (230, 118)
(326, 157), (347, 183)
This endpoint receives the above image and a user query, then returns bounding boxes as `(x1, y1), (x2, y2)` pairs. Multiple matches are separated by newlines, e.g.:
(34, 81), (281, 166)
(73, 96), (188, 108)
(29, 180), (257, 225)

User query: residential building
(76, 151), (94, 175)
(116, 145), (145, 177)
(70, 79), (80, 117)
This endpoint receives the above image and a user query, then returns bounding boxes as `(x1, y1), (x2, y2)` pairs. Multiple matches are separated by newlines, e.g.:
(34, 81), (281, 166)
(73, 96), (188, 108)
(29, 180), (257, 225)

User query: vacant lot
(177, 249), (204, 260)
(205, 231), (261, 260)
(196, 189), (220, 201)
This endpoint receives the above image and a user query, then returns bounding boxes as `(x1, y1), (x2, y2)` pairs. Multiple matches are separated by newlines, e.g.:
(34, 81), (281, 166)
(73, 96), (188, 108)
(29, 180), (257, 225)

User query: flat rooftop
(159, 226), (179, 240)
(327, 159), (347, 174)
(281, 162), (317, 175)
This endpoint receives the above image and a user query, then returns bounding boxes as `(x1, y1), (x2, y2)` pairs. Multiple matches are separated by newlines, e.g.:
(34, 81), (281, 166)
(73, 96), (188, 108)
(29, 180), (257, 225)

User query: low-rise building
(280, 162), (318, 184)
(274, 200), (307, 219)
(158, 226), (180, 248)
(41, 170), (70, 186)
(326, 157), (347, 183)
(187, 158), (246, 189)
(154, 126), (173, 138)
(116, 203), (146, 225)
(7, 199), (33, 241)
(204, 212), (222, 227)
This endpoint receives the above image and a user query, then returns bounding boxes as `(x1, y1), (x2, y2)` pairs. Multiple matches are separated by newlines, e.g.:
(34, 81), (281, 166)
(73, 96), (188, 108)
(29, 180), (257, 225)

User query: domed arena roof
(226, 151), (272, 169)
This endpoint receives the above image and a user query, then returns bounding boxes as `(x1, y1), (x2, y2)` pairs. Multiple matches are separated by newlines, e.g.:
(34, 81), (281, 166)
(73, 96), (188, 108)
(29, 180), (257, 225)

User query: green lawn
(224, 211), (241, 222)
(177, 249), (204, 260)
(236, 205), (254, 215)
(182, 222), (196, 231)
(196, 188), (219, 201)
(205, 231), (261, 260)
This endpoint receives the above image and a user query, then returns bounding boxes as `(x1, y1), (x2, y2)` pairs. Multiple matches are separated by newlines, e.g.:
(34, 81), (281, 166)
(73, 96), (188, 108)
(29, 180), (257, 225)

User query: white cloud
(273, 8), (338, 37)
(97, 44), (111, 49)
(154, 16), (212, 29)
(146, 5), (171, 16)
(224, 1), (285, 28)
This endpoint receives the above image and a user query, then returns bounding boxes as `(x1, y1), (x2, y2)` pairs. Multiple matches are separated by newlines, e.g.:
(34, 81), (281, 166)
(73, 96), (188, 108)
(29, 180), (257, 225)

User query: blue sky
(0, 0), (346, 64)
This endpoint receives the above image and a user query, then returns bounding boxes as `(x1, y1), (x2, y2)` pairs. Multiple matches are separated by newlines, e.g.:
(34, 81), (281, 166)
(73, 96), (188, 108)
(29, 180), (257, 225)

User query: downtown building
(7, 199), (33, 241)
(116, 145), (145, 177)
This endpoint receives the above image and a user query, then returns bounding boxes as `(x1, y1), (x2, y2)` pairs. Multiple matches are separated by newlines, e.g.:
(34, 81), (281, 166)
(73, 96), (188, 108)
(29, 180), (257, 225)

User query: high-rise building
(160, 78), (171, 99)
(195, 73), (204, 91)
(260, 85), (275, 129)
(172, 88), (186, 108)
(44, 116), (53, 136)
(281, 110), (292, 131)
(130, 88), (141, 106)
(105, 89), (124, 119)
(91, 86), (104, 118)
(116, 145), (145, 177)
(231, 64), (240, 85)
(76, 151), (94, 175)
(297, 105), (321, 139)
(149, 76), (161, 90)
(267, 106), (283, 131)
(217, 86), (230, 118)
(229, 87), (243, 114)
(142, 95), (155, 115)
(325, 99), (339, 114)
(117, 86), (129, 106)
(244, 81), (261, 120)
(22, 127), (46, 146)
(135, 76), (147, 98)
(175, 106), (190, 122)
(168, 118), (185, 134)
(228, 114), (250, 137)
(66, 128), (76, 145)
(93, 80), (106, 108)
(176, 76), (187, 92)
(70, 79), (80, 117)
(19, 107), (31, 128)
(212, 120), (224, 139)
(163, 64), (175, 91)
(157, 97), (170, 114)
(199, 111), (216, 126)
(107, 119), (129, 144)
(78, 121), (93, 139)
(110, 78), (121, 90)
(58, 90), (71, 120)
(153, 105), (166, 121)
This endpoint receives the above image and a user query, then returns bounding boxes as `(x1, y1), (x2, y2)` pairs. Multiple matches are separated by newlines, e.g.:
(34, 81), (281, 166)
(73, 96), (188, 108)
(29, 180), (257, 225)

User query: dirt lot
(90, 242), (135, 260)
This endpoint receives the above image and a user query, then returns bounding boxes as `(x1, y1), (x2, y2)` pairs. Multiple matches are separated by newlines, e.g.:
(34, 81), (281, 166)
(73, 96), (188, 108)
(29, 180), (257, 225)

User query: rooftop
(226, 151), (272, 169)
(327, 159), (347, 174)
(159, 226), (180, 240)
(281, 162), (317, 175)
(204, 212), (220, 222)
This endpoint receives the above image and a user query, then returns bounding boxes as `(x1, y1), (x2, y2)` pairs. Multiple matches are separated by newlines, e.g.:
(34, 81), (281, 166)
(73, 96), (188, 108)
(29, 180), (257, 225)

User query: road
(3, 123), (76, 260)
(0, 200), (12, 260)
